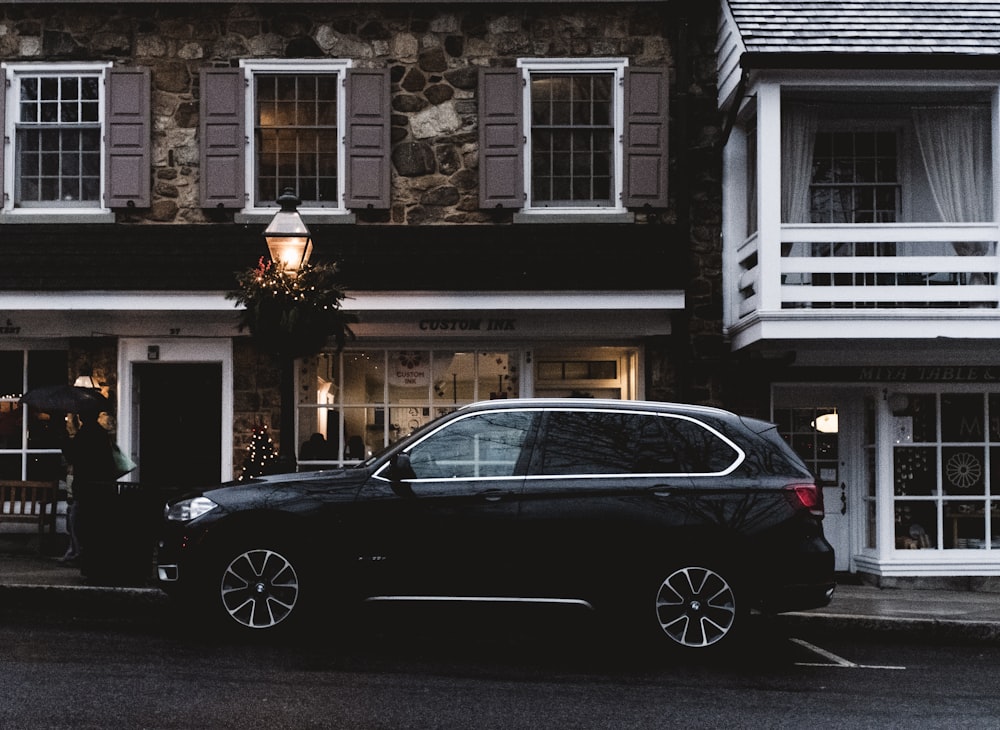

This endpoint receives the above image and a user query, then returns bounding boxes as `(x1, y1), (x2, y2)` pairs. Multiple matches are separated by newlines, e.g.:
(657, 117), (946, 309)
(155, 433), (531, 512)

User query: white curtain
(781, 104), (819, 224)
(913, 105), (992, 259)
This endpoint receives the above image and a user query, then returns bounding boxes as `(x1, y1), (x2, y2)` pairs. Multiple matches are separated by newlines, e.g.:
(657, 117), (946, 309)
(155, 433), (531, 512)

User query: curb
(778, 610), (1000, 644)
(0, 583), (169, 623)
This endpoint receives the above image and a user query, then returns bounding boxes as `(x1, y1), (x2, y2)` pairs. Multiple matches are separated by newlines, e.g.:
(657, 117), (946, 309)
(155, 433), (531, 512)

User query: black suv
(157, 399), (835, 650)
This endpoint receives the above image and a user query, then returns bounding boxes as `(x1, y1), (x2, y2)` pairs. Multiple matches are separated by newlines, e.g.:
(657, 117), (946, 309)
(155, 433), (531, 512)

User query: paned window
(810, 130), (900, 223)
(0, 349), (69, 481)
(295, 350), (520, 467)
(16, 73), (102, 207)
(254, 73), (340, 207)
(240, 60), (350, 212)
(774, 406), (839, 486)
(891, 391), (1000, 551)
(529, 72), (614, 206)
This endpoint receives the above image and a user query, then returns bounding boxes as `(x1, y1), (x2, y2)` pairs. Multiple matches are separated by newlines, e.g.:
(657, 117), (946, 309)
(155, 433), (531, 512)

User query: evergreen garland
(228, 257), (357, 359)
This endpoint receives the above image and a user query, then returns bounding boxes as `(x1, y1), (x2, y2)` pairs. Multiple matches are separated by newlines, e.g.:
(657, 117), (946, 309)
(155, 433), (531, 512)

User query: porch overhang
(728, 310), (1000, 353)
(0, 289), (685, 341)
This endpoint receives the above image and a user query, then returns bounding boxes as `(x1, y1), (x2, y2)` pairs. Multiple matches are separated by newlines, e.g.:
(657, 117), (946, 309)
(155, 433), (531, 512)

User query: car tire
(651, 561), (743, 652)
(212, 544), (305, 633)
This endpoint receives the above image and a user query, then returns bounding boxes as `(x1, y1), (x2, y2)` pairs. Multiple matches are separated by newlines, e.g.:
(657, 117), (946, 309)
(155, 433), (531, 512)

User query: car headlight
(165, 496), (219, 522)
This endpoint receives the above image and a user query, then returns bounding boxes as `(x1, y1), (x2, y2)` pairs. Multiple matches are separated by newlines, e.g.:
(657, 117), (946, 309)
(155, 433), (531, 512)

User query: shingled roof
(727, 1), (1000, 55)
(717, 2), (1000, 111)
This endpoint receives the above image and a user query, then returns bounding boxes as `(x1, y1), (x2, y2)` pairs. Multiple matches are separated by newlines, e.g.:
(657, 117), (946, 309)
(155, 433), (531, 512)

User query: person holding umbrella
(62, 408), (116, 579)
(22, 380), (139, 581)
(20, 381), (113, 571)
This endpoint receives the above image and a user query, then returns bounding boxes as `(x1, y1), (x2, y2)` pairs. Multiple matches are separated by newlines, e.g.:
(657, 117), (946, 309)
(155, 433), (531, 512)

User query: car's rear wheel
(217, 547), (301, 631)
(653, 564), (740, 650)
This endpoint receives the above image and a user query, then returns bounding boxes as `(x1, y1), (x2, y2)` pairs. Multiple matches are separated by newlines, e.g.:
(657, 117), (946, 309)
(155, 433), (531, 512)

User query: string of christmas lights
(238, 422), (278, 481)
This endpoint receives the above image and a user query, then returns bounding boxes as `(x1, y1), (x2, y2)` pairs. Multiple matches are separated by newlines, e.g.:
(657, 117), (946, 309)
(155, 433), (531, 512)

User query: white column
(756, 81), (783, 312)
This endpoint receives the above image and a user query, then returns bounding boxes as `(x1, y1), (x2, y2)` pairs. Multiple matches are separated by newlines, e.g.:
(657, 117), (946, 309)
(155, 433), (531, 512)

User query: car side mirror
(388, 452), (416, 497)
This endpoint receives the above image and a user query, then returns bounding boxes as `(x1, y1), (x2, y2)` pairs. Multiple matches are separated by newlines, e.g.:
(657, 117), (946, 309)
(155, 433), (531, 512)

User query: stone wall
(0, 4), (688, 226)
(232, 339), (281, 477)
(5, 2), (727, 448)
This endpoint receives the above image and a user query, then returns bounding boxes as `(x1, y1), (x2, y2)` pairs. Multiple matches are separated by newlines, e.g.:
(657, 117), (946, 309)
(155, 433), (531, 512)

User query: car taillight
(787, 483), (824, 518)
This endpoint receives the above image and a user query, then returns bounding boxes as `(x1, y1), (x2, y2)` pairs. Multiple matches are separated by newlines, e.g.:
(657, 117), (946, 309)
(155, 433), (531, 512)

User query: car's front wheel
(653, 564), (740, 650)
(218, 547), (302, 631)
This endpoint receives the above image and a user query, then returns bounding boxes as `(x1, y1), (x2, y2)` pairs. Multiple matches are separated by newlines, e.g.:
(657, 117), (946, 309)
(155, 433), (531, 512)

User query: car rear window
(534, 410), (741, 476)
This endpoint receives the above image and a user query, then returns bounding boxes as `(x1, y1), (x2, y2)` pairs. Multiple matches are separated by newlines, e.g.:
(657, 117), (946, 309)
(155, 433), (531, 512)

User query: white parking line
(790, 638), (906, 670)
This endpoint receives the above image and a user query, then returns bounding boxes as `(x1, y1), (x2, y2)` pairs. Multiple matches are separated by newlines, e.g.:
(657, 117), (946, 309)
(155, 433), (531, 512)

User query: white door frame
(117, 338), (234, 483)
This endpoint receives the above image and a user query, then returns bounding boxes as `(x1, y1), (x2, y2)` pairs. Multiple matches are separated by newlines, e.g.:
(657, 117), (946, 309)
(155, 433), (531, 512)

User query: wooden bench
(0, 480), (59, 535)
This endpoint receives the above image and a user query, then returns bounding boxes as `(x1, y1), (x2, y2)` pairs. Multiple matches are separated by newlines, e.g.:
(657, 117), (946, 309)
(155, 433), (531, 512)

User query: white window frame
(239, 59), (352, 216)
(1, 61), (113, 219)
(517, 57), (628, 215)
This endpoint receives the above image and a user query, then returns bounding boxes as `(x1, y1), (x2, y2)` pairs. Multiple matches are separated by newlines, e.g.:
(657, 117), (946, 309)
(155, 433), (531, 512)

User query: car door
(516, 408), (707, 600)
(350, 408), (538, 598)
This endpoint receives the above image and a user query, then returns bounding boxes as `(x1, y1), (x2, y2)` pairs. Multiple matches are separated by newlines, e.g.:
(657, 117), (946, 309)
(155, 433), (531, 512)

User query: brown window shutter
(623, 67), (669, 209)
(478, 68), (524, 209)
(105, 67), (151, 208)
(0, 76), (5, 206)
(199, 67), (246, 209)
(345, 68), (391, 209)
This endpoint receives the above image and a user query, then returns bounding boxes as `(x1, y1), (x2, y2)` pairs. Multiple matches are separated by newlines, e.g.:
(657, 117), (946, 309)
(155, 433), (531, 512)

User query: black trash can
(78, 481), (164, 586)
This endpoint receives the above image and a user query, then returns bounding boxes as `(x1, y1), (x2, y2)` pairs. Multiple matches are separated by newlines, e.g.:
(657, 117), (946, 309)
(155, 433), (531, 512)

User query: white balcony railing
(735, 223), (1000, 321)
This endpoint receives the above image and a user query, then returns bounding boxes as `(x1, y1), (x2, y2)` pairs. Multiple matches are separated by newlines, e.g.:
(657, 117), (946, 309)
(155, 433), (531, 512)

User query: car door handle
(480, 490), (505, 502)
(651, 489), (672, 498)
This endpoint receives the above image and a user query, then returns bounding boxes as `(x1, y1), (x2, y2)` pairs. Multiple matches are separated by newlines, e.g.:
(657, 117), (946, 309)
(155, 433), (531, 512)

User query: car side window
(406, 411), (535, 479)
(660, 417), (740, 474)
(534, 410), (739, 476)
(535, 411), (664, 475)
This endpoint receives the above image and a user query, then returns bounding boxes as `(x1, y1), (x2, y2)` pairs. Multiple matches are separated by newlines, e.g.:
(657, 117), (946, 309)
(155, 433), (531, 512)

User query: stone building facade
(0, 1), (724, 486)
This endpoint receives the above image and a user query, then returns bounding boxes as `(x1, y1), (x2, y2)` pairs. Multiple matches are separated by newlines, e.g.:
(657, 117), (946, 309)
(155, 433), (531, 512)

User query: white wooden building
(719, 1), (1000, 585)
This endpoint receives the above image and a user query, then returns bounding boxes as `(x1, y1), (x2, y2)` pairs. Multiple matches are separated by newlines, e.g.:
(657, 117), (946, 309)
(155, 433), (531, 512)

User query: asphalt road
(1, 605), (999, 729)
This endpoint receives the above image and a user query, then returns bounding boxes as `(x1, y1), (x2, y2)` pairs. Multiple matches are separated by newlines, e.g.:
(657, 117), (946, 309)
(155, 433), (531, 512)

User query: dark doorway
(134, 363), (222, 489)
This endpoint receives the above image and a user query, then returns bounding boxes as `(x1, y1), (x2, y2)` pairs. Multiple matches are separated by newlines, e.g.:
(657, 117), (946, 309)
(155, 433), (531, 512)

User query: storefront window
(0, 352), (25, 457)
(534, 349), (632, 399)
(0, 349), (68, 481)
(773, 406), (839, 486)
(295, 349), (519, 467)
(864, 396), (877, 550)
(892, 392), (999, 551)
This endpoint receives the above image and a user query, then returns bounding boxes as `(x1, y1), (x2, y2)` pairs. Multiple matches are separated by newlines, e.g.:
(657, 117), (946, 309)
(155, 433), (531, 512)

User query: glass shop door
(773, 389), (856, 572)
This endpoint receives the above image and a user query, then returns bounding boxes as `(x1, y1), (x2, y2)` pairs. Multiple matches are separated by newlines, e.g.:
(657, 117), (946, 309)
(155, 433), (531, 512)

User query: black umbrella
(19, 384), (109, 414)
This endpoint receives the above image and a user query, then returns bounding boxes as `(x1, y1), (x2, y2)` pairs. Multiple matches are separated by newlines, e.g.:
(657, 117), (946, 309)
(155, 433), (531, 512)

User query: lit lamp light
(73, 366), (98, 389)
(812, 412), (839, 434)
(263, 188), (312, 275)
(887, 393), (910, 416)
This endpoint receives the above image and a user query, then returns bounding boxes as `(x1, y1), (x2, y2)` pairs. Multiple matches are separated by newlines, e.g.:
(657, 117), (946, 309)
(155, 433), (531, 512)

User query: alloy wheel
(220, 548), (300, 629)
(654, 565), (737, 648)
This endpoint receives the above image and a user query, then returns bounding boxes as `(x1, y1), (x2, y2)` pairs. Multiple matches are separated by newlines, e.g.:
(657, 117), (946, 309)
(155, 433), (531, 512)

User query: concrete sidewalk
(2, 536), (1000, 642)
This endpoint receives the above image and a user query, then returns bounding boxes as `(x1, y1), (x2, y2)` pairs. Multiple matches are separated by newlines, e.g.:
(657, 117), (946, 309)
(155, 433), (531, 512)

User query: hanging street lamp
(263, 188), (313, 275)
